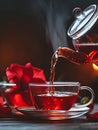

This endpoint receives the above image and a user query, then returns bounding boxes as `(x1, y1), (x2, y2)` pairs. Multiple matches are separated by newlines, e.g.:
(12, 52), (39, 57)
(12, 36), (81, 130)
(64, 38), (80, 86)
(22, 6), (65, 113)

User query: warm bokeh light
(92, 63), (98, 71)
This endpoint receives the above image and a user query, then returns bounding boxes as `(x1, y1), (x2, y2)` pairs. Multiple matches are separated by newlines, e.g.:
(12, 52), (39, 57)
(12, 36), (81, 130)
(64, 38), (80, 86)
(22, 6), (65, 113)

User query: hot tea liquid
(34, 91), (78, 110)
(49, 51), (58, 94)
(74, 43), (98, 63)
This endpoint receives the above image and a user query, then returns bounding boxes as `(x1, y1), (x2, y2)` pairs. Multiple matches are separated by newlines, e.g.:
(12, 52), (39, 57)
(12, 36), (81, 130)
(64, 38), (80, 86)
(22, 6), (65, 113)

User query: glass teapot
(57, 4), (98, 65)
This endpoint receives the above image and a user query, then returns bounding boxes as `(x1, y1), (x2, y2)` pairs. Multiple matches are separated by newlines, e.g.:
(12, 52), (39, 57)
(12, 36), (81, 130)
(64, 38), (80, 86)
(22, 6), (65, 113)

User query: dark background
(0, 0), (98, 102)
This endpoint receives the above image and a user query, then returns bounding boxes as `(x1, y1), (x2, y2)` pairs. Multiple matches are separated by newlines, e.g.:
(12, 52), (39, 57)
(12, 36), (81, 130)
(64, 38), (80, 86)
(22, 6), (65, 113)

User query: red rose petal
(5, 63), (46, 108)
(25, 63), (46, 82)
(0, 95), (12, 117)
(87, 112), (98, 121)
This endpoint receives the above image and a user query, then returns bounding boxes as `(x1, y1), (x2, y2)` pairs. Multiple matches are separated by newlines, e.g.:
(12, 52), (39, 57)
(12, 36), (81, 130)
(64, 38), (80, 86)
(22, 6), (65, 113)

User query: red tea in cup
(34, 92), (78, 110)
(29, 82), (94, 111)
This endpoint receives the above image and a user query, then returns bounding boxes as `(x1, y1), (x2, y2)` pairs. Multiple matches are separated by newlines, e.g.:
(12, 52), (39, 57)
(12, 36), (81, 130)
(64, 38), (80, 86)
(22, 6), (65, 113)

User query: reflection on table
(0, 104), (98, 130)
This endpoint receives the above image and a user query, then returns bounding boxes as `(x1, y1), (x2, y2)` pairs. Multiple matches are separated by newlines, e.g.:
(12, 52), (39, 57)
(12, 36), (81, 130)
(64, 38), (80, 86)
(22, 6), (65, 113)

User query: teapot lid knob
(73, 7), (84, 19)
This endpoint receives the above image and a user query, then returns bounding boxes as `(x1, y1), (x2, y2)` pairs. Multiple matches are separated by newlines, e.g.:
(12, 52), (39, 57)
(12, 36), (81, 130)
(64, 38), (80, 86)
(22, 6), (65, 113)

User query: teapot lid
(67, 4), (98, 39)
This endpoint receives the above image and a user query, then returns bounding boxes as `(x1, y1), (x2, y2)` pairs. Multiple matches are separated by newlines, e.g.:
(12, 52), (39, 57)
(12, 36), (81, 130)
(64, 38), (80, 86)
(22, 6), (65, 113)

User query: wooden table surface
(0, 104), (98, 130)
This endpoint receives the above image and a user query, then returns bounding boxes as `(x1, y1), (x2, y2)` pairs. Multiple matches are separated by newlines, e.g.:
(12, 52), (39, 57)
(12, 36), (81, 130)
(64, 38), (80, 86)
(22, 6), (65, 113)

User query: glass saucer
(16, 106), (89, 120)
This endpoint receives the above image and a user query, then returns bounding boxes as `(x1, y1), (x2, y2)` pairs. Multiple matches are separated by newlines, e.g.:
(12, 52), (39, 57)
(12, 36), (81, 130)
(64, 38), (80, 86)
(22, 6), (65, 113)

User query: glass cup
(29, 82), (94, 111)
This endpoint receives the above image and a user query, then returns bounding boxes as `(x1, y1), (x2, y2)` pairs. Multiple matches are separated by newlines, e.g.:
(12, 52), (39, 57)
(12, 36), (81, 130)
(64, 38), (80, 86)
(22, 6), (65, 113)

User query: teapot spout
(57, 47), (90, 64)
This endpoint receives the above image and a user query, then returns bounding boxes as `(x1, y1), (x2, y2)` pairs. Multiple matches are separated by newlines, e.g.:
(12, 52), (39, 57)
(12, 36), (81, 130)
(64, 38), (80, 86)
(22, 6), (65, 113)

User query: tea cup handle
(75, 86), (94, 107)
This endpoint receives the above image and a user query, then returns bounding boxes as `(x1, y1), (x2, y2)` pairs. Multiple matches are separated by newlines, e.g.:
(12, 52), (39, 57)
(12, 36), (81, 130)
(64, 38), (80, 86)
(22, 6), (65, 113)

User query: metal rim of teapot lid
(67, 4), (98, 39)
